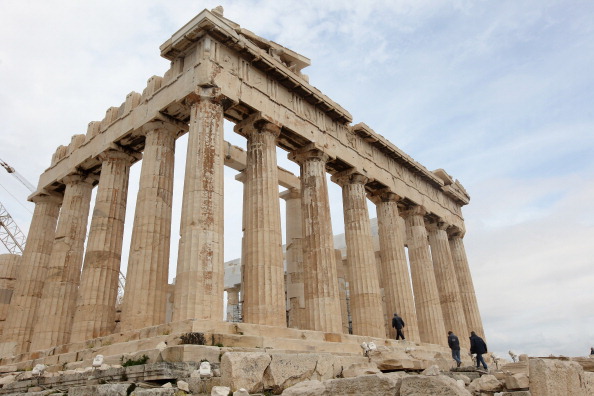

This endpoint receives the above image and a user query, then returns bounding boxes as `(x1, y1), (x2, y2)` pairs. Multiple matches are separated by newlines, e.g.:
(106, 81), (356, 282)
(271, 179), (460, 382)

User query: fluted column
(334, 250), (350, 334)
(0, 193), (61, 356)
(402, 205), (447, 346)
(289, 146), (342, 333)
(30, 174), (94, 351)
(225, 286), (240, 322)
(70, 148), (136, 342)
(427, 220), (468, 348)
(281, 188), (306, 329)
(236, 119), (285, 326)
(449, 228), (485, 339)
(371, 191), (420, 342)
(235, 171), (247, 313)
(173, 89), (225, 322)
(332, 171), (384, 338)
(120, 121), (180, 332)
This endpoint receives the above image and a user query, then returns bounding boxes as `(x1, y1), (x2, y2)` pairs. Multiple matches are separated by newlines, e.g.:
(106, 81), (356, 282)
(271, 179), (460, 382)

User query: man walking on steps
(448, 331), (462, 367)
(470, 331), (488, 371)
(392, 313), (406, 340)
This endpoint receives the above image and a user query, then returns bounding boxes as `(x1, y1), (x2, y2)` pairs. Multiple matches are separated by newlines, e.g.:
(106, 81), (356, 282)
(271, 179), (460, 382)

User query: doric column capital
(367, 189), (402, 205)
(61, 172), (96, 186)
(141, 119), (188, 136)
(426, 219), (450, 233)
(331, 169), (370, 187)
(234, 112), (281, 139)
(400, 204), (427, 219)
(98, 145), (141, 164)
(447, 225), (465, 239)
(183, 86), (225, 106)
(288, 143), (332, 165)
(280, 187), (301, 201)
(30, 190), (63, 205)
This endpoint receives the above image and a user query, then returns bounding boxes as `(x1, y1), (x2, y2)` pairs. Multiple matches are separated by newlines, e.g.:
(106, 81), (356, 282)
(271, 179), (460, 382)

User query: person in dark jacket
(469, 331), (488, 370)
(448, 331), (462, 367)
(391, 313), (405, 340)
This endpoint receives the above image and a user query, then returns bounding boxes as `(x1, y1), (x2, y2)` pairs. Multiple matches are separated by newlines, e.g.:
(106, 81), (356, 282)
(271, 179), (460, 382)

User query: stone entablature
(33, 8), (467, 230)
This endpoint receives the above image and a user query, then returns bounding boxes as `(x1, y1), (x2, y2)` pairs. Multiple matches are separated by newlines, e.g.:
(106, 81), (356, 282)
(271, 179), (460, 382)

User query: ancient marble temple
(0, 7), (484, 358)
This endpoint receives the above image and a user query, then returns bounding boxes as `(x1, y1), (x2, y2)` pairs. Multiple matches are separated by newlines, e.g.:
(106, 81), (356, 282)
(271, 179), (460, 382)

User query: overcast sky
(1, 1), (593, 360)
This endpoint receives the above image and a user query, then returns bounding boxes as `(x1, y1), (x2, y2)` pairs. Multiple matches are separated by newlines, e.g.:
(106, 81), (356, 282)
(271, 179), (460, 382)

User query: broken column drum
(0, 8), (484, 357)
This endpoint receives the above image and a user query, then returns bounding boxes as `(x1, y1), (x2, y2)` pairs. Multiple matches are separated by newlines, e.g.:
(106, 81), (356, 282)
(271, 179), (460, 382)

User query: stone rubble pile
(0, 343), (592, 395)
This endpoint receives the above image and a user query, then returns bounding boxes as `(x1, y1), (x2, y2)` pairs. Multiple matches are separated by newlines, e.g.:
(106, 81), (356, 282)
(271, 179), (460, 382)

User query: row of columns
(1, 90), (483, 356)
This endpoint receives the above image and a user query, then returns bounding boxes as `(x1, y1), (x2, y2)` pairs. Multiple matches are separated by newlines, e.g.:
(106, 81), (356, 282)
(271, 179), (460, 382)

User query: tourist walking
(448, 331), (462, 367)
(392, 313), (405, 340)
(469, 331), (488, 370)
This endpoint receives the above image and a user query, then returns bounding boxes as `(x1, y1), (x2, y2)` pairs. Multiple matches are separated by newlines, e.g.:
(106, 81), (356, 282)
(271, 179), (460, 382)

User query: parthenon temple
(0, 7), (484, 363)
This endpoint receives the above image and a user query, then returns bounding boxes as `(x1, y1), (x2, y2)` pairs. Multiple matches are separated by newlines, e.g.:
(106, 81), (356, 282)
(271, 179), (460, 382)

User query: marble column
(449, 228), (485, 339)
(30, 174), (94, 351)
(70, 148), (136, 342)
(281, 188), (306, 329)
(427, 220), (468, 348)
(334, 250), (350, 334)
(120, 121), (180, 332)
(239, 120), (285, 326)
(332, 171), (384, 338)
(289, 146), (342, 333)
(225, 286), (240, 322)
(371, 191), (420, 342)
(235, 171), (247, 314)
(402, 205), (447, 346)
(0, 193), (61, 356)
(173, 89), (225, 322)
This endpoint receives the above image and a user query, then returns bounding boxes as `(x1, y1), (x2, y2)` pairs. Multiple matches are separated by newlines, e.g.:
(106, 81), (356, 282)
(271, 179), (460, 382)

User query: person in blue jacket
(448, 331), (462, 367)
(469, 331), (488, 370)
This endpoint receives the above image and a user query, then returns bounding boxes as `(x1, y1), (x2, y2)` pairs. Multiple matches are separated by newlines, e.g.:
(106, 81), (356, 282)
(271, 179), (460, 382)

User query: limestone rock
(263, 353), (318, 393)
(69, 384), (133, 395)
(468, 374), (503, 393)
(500, 361), (529, 375)
(584, 371), (594, 395)
(156, 342), (168, 351)
(211, 386), (231, 396)
(131, 389), (176, 395)
(505, 372), (529, 390)
(452, 373), (471, 385)
(177, 380), (190, 392)
(0, 374), (16, 385)
(220, 352), (271, 393)
(323, 373), (401, 396)
(529, 358), (588, 396)
(311, 353), (335, 381)
(281, 380), (326, 396)
(367, 349), (417, 370)
(422, 364), (441, 376)
(233, 389), (250, 396)
(341, 362), (381, 378)
(400, 374), (471, 396)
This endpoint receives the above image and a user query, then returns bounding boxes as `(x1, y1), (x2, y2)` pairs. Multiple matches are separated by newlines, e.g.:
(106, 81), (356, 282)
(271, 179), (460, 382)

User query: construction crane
(0, 157), (34, 254)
